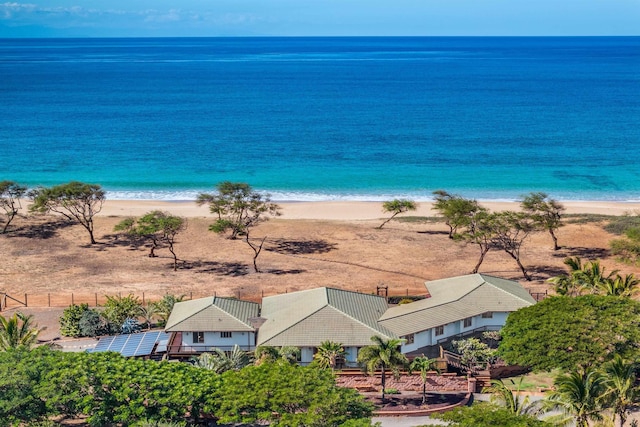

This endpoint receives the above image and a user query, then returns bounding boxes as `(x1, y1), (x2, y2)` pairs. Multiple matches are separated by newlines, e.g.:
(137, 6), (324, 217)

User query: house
(162, 274), (535, 363)
(378, 273), (536, 355)
(164, 296), (259, 358)
(257, 287), (397, 367)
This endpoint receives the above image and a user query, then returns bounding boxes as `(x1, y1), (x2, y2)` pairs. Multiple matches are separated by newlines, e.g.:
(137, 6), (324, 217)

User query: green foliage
(149, 294), (185, 327)
(0, 348), (375, 426)
(604, 214), (640, 235)
(0, 348), (54, 426)
(432, 190), (483, 239)
(197, 181), (281, 272)
(451, 337), (497, 369)
(78, 309), (111, 337)
(520, 192), (565, 250)
(549, 257), (639, 297)
(544, 368), (606, 427)
(357, 336), (408, 400)
(0, 180), (27, 233)
(0, 312), (42, 350)
(378, 199), (417, 229)
(339, 419), (381, 427)
(254, 345), (301, 365)
(102, 294), (144, 327)
(59, 303), (91, 337)
(131, 420), (186, 427)
(194, 345), (253, 373)
(215, 362), (373, 426)
(600, 355), (640, 427)
(115, 211), (186, 271)
(196, 181), (281, 240)
(28, 181), (105, 244)
(498, 295), (640, 371)
(610, 237), (640, 264)
(313, 340), (347, 370)
(432, 402), (551, 426)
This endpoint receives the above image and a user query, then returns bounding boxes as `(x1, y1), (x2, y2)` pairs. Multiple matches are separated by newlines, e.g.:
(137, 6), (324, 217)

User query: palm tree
(194, 345), (253, 373)
(597, 274), (640, 298)
(254, 345), (300, 365)
(483, 378), (539, 416)
(0, 312), (43, 350)
(544, 368), (606, 427)
(409, 355), (440, 405)
(357, 336), (408, 401)
(549, 257), (618, 296)
(314, 340), (347, 370)
(601, 355), (639, 427)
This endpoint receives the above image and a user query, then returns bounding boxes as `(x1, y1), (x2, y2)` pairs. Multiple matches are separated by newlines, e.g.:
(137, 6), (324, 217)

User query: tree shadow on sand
(523, 265), (569, 281)
(6, 219), (75, 240)
(553, 246), (610, 259)
(185, 261), (251, 277)
(267, 238), (337, 255)
(264, 268), (307, 275)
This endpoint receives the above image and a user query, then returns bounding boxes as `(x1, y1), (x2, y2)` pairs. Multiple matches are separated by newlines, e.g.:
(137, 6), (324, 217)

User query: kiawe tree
(520, 192), (565, 250)
(115, 211), (186, 271)
(432, 190), (483, 239)
(377, 199), (417, 229)
(29, 181), (105, 244)
(197, 182), (281, 273)
(490, 211), (536, 281)
(0, 180), (27, 234)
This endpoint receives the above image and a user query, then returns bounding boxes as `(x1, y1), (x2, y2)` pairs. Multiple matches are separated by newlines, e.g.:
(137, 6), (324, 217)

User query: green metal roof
(257, 287), (396, 347)
(378, 274), (536, 336)
(164, 296), (259, 332)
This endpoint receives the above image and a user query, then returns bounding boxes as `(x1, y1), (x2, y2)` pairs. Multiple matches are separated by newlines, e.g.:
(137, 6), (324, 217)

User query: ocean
(1, 37), (639, 201)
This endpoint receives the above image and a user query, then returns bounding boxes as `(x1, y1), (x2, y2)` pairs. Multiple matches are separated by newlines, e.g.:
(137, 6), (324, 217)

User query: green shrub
(78, 309), (112, 337)
(611, 237), (640, 265)
(387, 295), (425, 304)
(59, 303), (91, 337)
(102, 294), (143, 326)
(384, 388), (400, 394)
(132, 420), (186, 427)
(604, 214), (640, 235)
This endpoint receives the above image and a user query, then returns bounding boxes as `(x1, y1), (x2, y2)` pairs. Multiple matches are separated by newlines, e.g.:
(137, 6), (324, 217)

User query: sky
(0, 0), (639, 38)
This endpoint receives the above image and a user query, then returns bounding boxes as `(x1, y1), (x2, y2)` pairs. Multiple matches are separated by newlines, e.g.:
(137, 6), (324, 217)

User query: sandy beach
(100, 199), (640, 220)
(3, 197), (640, 342)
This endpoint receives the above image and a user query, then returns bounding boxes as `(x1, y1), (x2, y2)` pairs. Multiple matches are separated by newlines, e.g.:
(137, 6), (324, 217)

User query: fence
(0, 286), (431, 311)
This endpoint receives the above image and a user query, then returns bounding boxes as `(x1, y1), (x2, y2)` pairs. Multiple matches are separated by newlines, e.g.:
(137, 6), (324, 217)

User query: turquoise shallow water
(1, 37), (639, 201)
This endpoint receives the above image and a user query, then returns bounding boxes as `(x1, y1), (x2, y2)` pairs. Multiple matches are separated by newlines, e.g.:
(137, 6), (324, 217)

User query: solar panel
(88, 331), (170, 357)
(92, 335), (116, 352)
(120, 333), (145, 357)
(108, 334), (129, 352)
(132, 331), (160, 357)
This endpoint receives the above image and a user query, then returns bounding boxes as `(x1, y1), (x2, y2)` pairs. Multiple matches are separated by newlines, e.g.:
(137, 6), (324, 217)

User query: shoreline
(98, 199), (640, 220)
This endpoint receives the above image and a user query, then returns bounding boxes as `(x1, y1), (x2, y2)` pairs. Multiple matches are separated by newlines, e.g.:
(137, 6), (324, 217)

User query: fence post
(190, 291), (193, 300)
(95, 293), (98, 307)
(25, 293), (28, 307)
(142, 292), (145, 306)
(71, 293), (74, 305)
(48, 293), (51, 307)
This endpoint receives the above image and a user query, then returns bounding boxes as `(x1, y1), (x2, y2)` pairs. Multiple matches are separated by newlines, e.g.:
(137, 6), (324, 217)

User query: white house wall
(181, 331), (256, 352)
(399, 312), (510, 353)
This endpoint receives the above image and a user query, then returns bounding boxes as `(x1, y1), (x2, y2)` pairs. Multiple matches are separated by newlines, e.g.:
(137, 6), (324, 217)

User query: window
(463, 317), (472, 328)
(193, 332), (204, 343)
(403, 334), (415, 345)
(482, 312), (493, 319)
(435, 325), (444, 336)
(220, 331), (232, 338)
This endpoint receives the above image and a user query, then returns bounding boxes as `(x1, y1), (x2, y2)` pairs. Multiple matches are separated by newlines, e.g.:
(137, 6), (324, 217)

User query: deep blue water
(1, 37), (639, 201)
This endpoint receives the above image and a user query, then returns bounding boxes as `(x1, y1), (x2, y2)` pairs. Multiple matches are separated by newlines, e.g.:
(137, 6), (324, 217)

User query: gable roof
(378, 274), (536, 336)
(165, 296), (259, 333)
(257, 287), (396, 347)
